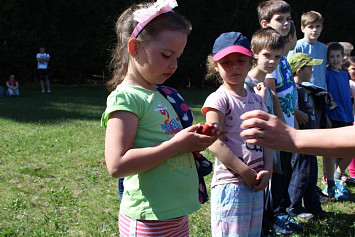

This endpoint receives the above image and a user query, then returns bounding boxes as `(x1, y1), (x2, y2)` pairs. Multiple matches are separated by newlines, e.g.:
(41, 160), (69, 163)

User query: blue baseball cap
(212, 32), (252, 61)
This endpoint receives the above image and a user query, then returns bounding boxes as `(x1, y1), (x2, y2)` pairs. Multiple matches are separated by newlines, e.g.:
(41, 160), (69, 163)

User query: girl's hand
(196, 122), (226, 137)
(254, 82), (267, 100)
(170, 124), (217, 153)
(253, 170), (271, 191)
(239, 168), (258, 189)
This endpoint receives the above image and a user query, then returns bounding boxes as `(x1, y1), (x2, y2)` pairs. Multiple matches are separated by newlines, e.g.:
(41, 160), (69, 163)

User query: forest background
(1, 0), (354, 88)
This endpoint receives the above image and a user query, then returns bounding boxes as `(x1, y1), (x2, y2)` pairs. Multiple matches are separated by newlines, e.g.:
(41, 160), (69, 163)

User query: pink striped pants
(119, 212), (190, 237)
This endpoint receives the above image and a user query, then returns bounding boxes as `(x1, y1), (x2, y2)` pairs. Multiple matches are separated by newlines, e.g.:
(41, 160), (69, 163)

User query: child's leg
(7, 89), (13, 96)
(262, 186), (274, 235)
(46, 78), (51, 91)
(336, 158), (353, 178)
(40, 79), (45, 91)
(350, 123), (355, 178)
(304, 155), (322, 213)
(348, 158), (355, 177)
(323, 157), (335, 187)
(211, 183), (259, 236)
(288, 154), (309, 216)
(332, 122), (353, 181)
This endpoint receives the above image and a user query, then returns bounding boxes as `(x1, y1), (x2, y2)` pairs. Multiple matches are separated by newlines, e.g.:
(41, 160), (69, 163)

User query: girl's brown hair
(107, 2), (192, 91)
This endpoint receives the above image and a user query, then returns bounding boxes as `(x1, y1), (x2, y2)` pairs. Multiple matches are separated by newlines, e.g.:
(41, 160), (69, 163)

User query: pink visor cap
(212, 32), (252, 61)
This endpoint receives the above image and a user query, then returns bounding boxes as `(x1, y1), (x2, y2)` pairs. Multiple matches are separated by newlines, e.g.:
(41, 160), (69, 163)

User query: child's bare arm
(294, 109), (309, 126)
(253, 147), (273, 190)
(265, 77), (286, 123)
(105, 111), (215, 178)
(206, 109), (258, 188)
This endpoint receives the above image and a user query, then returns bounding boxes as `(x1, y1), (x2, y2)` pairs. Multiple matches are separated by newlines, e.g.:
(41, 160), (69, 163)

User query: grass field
(1, 85), (355, 236)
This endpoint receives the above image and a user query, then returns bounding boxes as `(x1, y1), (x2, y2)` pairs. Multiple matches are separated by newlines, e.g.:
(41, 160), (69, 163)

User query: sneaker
(346, 177), (355, 186)
(42, 89), (45, 93)
(47, 89), (51, 93)
(341, 174), (348, 182)
(277, 214), (303, 231)
(335, 179), (349, 195)
(296, 213), (314, 221)
(316, 186), (331, 204)
(273, 218), (294, 235)
(323, 186), (348, 200)
(319, 195), (331, 204)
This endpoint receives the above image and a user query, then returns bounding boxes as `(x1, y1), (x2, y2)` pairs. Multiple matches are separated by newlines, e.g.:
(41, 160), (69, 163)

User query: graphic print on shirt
(154, 104), (182, 134)
(279, 93), (295, 118)
(276, 59), (295, 118)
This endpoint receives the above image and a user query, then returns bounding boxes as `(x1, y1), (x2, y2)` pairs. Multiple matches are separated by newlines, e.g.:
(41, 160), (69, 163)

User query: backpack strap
(118, 86), (213, 204)
(156, 85), (212, 204)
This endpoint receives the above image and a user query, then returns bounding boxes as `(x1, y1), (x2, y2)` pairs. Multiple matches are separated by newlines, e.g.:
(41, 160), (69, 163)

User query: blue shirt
(288, 39), (327, 90)
(325, 68), (353, 123)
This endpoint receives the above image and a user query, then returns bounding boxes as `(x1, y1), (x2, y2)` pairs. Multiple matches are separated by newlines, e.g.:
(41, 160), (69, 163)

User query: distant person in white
(36, 47), (51, 93)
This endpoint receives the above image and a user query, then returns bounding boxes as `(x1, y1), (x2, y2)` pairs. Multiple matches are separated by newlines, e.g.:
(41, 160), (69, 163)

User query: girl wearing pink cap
(202, 32), (273, 236)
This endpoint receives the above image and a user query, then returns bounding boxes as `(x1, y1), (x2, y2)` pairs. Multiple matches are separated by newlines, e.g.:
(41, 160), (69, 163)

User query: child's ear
(252, 50), (258, 60)
(128, 38), (139, 59)
(213, 61), (219, 72)
(296, 68), (302, 75)
(301, 25), (305, 33)
(260, 20), (269, 28)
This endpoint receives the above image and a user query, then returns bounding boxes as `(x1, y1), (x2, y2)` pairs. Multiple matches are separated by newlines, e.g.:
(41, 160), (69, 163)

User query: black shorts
(37, 69), (49, 80)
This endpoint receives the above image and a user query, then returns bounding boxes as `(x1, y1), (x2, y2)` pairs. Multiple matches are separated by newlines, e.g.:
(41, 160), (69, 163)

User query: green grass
(1, 85), (355, 236)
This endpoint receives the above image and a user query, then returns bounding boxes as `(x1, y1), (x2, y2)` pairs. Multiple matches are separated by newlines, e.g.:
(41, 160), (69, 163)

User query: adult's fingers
(240, 110), (272, 121)
(240, 117), (268, 130)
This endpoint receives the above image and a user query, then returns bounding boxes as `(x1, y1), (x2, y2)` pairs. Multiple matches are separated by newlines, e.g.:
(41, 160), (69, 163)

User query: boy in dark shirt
(288, 53), (328, 218)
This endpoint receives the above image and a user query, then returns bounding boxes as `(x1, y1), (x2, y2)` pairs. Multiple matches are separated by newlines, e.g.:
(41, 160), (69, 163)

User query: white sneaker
(42, 89), (45, 93)
(47, 90), (51, 93)
(296, 213), (314, 221)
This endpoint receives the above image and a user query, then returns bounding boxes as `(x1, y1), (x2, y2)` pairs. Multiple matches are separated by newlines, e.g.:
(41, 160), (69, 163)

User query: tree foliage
(0, 0), (354, 87)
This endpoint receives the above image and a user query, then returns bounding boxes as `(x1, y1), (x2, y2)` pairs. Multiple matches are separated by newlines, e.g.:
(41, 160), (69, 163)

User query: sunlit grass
(0, 85), (354, 236)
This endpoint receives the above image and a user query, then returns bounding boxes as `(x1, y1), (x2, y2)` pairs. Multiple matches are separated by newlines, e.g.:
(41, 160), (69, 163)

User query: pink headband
(131, 0), (178, 39)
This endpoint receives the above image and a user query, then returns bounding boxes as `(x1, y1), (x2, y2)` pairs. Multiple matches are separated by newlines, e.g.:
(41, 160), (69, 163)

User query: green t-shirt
(102, 85), (200, 220)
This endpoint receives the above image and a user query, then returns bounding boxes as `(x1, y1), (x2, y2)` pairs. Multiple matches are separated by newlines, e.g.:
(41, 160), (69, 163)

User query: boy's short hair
(339, 42), (354, 53)
(288, 53), (323, 74)
(327, 42), (344, 58)
(301, 11), (324, 27)
(251, 27), (285, 54)
(257, 0), (291, 24)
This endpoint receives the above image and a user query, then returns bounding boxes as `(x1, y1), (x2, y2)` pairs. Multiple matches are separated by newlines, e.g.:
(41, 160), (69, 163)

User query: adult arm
(240, 110), (355, 158)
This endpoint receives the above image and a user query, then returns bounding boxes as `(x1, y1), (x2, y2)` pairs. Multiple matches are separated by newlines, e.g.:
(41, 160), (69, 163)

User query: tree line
(0, 0), (354, 88)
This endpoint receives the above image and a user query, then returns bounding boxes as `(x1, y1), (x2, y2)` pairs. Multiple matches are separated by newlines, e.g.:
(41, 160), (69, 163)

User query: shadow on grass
(302, 211), (355, 236)
(0, 85), (109, 123)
